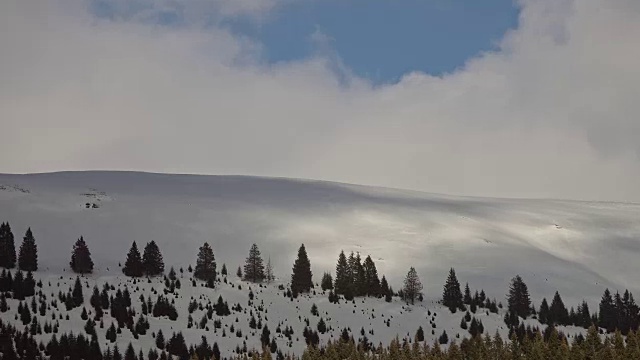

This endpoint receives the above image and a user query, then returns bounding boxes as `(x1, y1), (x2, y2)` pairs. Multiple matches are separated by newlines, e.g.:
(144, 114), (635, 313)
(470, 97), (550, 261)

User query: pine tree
(463, 283), (472, 305)
(403, 267), (422, 305)
(442, 268), (464, 312)
(539, 298), (550, 324)
(124, 343), (136, 360)
(354, 253), (366, 296)
(507, 275), (531, 319)
(291, 244), (313, 294)
(334, 251), (350, 295)
(18, 228), (37, 272)
(347, 252), (363, 295)
(236, 266), (242, 278)
(156, 329), (165, 349)
(70, 236), (94, 274)
(599, 288), (615, 332)
(549, 291), (568, 325)
(362, 255), (380, 297)
(194, 242), (216, 282)
(72, 276), (84, 307)
(243, 243), (265, 283)
(380, 275), (391, 302)
(122, 242), (143, 277)
(320, 272), (333, 291)
(265, 257), (274, 284)
(142, 241), (164, 276)
(221, 264), (227, 276)
(0, 222), (16, 269)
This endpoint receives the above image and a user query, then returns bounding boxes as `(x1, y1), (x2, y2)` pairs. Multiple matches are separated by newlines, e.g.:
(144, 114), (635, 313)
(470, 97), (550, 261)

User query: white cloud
(1, 0), (639, 201)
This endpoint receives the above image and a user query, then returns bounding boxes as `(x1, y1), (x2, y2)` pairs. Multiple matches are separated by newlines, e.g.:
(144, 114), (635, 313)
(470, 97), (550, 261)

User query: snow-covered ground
(0, 171), (638, 355)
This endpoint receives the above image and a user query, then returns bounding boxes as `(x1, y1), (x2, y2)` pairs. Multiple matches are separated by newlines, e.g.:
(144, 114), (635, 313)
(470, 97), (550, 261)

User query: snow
(0, 171), (638, 355)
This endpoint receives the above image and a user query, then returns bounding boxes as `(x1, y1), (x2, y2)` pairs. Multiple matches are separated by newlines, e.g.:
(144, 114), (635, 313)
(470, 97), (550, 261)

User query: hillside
(1, 171), (639, 306)
(0, 171), (639, 357)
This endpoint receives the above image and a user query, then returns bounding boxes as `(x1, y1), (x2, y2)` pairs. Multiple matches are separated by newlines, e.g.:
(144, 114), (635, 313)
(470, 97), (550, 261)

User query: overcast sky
(1, 0), (639, 202)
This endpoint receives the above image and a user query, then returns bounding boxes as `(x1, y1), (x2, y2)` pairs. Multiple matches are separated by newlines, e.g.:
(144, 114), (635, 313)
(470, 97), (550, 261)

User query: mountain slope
(1, 170), (639, 308)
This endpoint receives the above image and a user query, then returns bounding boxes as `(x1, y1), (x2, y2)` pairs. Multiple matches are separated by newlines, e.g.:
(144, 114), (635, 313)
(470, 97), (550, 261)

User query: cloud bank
(1, 0), (639, 201)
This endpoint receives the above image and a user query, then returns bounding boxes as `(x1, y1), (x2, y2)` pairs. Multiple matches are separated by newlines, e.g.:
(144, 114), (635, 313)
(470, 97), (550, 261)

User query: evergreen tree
(578, 300), (592, 328)
(156, 329), (165, 349)
(265, 257), (274, 284)
(442, 268), (464, 312)
(380, 275), (391, 302)
(463, 283), (472, 305)
(539, 298), (550, 324)
(221, 263), (227, 276)
(18, 228), (38, 272)
(124, 343), (136, 360)
(142, 241), (164, 276)
(72, 276), (84, 307)
(243, 243), (265, 283)
(0, 222), (16, 269)
(599, 288), (615, 332)
(122, 242), (143, 277)
(194, 242), (216, 283)
(362, 255), (380, 297)
(320, 272), (333, 291)
(346, 252), (363, 296)
(291, 244), (313, 294)
(70, 236), (94, 274)
(507, 275), (531, 319)
(403, 267), (423, 305)
(353, 253), (366, 296)
(334, 251), (350, 295)
(549, 291), (568, 325)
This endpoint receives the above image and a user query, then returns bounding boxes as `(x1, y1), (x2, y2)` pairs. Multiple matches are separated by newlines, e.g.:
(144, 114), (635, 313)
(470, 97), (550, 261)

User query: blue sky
(225, 0), (519, 83)
(92, 0), (519, 84)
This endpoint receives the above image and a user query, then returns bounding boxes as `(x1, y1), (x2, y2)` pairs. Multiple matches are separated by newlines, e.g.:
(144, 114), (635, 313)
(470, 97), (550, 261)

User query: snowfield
(0, 171), (639, 356)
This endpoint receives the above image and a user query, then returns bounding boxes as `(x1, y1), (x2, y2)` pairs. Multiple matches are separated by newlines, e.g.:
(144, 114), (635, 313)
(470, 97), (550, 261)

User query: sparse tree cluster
(123, 241), (165, 277)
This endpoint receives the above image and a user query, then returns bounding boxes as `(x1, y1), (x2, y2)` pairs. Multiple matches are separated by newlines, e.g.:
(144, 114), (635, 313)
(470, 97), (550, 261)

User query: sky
(1, 0), (640, 202)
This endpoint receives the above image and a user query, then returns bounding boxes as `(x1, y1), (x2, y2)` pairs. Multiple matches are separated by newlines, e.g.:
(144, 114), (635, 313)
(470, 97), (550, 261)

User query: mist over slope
(1, 171), (639, 306)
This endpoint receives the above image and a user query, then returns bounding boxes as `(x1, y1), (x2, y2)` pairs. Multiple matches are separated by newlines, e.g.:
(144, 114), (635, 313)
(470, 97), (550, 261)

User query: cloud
(1, 0), (639, 202)
(88, 0), (288, 23)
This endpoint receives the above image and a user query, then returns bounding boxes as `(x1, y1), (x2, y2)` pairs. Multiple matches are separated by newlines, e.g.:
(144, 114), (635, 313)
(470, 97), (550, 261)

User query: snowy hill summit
(1, 171), (640, 358)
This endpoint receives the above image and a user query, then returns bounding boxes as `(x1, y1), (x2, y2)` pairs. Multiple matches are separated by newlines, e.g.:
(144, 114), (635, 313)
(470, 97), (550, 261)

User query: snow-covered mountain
(1, 171), (639, 306)
(1, 171), (639, 357)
